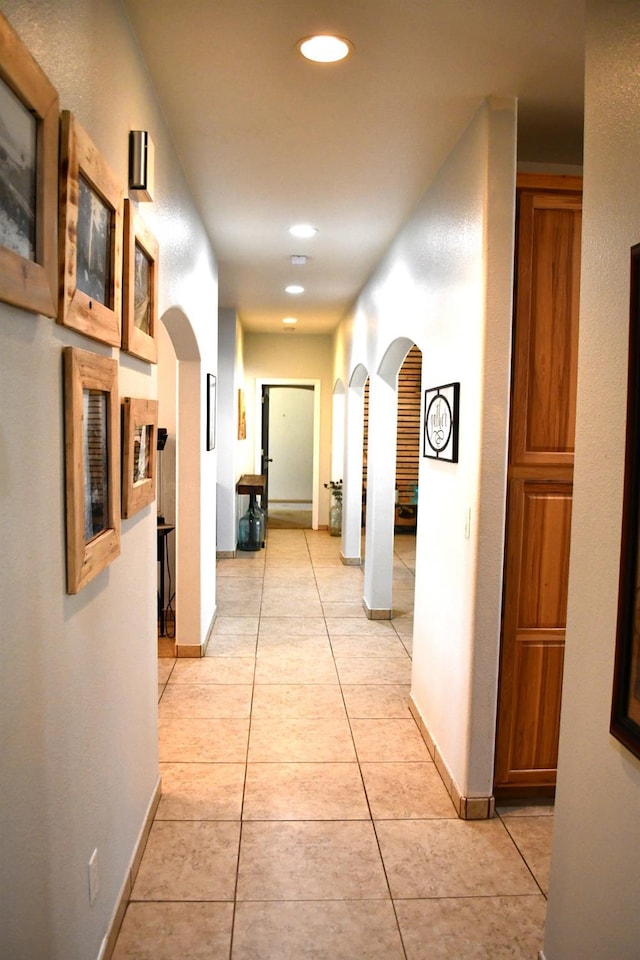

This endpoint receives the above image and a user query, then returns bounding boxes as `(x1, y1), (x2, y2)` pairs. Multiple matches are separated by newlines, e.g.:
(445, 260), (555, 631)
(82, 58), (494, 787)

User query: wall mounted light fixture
(129, 130), (155, 202)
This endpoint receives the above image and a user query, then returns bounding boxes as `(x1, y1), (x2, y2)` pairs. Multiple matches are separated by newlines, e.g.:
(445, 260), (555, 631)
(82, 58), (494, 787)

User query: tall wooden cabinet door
(510, 188), (582, 472)
(495, 176), (582, 797)
(494, 479), (572, 790)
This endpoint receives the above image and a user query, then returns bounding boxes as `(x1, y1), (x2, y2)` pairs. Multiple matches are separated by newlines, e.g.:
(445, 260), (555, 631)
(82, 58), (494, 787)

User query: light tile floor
(114, 528), (551, 959)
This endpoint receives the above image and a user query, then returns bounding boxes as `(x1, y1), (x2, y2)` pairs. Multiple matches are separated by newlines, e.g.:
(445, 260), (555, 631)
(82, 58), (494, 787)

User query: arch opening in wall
(157, 306), (201, 654)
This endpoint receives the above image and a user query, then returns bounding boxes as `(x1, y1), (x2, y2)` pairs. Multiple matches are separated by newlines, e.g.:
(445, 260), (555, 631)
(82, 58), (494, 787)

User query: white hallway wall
(0, 1), (218, 957)
(543, 1), (640, 956)
(334, 96), (517, 798)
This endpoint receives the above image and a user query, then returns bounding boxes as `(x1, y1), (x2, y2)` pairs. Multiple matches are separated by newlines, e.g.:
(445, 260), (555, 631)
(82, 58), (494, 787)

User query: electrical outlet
(88, 848), (99, 904)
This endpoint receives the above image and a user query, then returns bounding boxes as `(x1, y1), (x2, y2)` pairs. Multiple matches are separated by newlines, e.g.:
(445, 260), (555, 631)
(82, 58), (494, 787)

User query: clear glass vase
(328, 497), (342, 537)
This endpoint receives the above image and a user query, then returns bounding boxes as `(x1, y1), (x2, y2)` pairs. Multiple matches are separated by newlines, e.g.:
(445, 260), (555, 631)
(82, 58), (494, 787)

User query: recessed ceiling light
(285, 285), (304, 294)
(282, 317), (298, 325)
(289, 224), (318, 239)
(298, 35), (352, 63)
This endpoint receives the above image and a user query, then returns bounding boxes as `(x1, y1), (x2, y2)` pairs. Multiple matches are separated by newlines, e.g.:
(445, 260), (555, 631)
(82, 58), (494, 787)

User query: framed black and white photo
(122, 199), (158, 363)
(121, 397), (158, 519)
(0, 12), (58, 317)
(423, 382), (460, 462)
(63, 347), (120, 594)
(59, 111), (123, 346)
(612, 243), (640, 760)
(207, 373), (216, 450)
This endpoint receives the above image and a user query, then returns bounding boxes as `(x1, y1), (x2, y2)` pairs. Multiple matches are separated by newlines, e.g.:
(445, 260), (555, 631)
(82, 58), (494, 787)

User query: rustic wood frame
(121, 397), (158, 519)
(64, 346), (120, 594)
(0, 12), (58, 317)
(122, 199), (158, 362)
(611, 243), (640, 761)
(58, 110), (123, 345)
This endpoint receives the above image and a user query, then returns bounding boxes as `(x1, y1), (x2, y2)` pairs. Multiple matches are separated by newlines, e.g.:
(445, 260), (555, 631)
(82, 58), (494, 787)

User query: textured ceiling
(123, 0), (585, 334)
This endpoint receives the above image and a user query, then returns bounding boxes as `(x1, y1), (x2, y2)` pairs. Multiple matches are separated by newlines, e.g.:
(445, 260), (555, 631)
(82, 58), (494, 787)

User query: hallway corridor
(113, 529), (551, 959)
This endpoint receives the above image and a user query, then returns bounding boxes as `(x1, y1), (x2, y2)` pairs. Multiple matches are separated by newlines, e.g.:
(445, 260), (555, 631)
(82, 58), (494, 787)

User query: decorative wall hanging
(611, 242), (640, 760)
(122, 199), (158, 363)
(64, 346), (120, 594)
(207, 373), (216, 450)
(423, 382), (460, 462)
(238, 388), (247, 439)
(59, 110), (123, 346)
(0, 12), (58, 317)
(121, 397), (158, 519)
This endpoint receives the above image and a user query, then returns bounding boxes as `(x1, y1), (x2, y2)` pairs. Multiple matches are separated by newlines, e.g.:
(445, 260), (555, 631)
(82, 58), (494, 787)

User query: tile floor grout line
(136, 530), (551, 958)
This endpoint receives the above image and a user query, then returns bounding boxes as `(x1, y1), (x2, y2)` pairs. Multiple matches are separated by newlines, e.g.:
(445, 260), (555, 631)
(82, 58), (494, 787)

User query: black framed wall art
(423, 381), (460, 462)
(611, 242), (640, 760)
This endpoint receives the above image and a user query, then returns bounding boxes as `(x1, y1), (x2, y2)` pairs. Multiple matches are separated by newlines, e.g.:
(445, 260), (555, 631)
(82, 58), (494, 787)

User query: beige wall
(0, 2), (218, 957)
(543, 2), (640, 957)
(333, 98), (517, 797)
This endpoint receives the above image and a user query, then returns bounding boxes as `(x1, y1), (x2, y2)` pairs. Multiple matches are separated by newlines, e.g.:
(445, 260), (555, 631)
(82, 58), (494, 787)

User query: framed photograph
(122, 199), (158, 363)
(423, 382), (460, 462)
(63, 346), (120, 594)
(121, 397), (158, 519)
(207, 373), (216, 450)
(58, 110), (123, 346)
(0, 12), (58, 317)
(611, 243), (640, 760)
(238, 388), (246, 440)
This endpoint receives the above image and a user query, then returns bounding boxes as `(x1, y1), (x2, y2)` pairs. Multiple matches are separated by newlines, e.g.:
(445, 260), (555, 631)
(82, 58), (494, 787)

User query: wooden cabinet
(494, 174), (582, 797)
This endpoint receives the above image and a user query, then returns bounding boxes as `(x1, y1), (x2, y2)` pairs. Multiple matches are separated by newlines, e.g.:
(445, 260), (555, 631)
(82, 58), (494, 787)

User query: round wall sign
(426, 393), (452, 453)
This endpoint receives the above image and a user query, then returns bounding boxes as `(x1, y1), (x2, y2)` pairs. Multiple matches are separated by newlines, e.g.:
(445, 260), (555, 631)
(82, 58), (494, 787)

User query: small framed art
(423, 382), (460, 462)
(611, 243), (640, 760)
(0, 12), (58, 317)
(207, 373), (216, 450)
(238, 388), (247, 440)
(122, 199), (159, 363)
(58, 110), (123, 346)
(121, 397), (159, 519)
(63, 346), (120, 594)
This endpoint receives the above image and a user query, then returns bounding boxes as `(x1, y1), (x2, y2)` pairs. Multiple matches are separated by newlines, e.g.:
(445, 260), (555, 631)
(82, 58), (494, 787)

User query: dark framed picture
(611, 243), (640, 760)
(423, 382), (460, 462)
(63, 347), (120, 594)
(207, 373), (216, 450)
(0, 12), (58, 317)
(122, 199), (159, 363)
(121, 397), (158, 519)
(58, 110), (123, 346)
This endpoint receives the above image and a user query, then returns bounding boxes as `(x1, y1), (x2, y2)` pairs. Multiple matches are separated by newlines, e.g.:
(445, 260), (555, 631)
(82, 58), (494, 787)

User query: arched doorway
(157, 306), (203, 656)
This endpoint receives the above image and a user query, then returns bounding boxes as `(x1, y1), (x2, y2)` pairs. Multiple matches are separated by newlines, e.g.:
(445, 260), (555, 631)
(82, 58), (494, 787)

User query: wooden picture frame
(611, 243), (640, 760)
(121, 397), (158, 519)
(63, 346), (120, 594)
(238, 388), (247, 440)
(0, 11), (58, 317)
(423, 382), (460, 462)
(207, 373), (216, 450)
(122, 199), (158, 363)
(58, 110), (123, 346)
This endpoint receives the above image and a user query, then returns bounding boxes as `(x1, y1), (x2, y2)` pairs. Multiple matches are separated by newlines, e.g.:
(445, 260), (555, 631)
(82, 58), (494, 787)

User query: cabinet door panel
(511, 192), (581, 468)
(495, 479), (572, 790)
